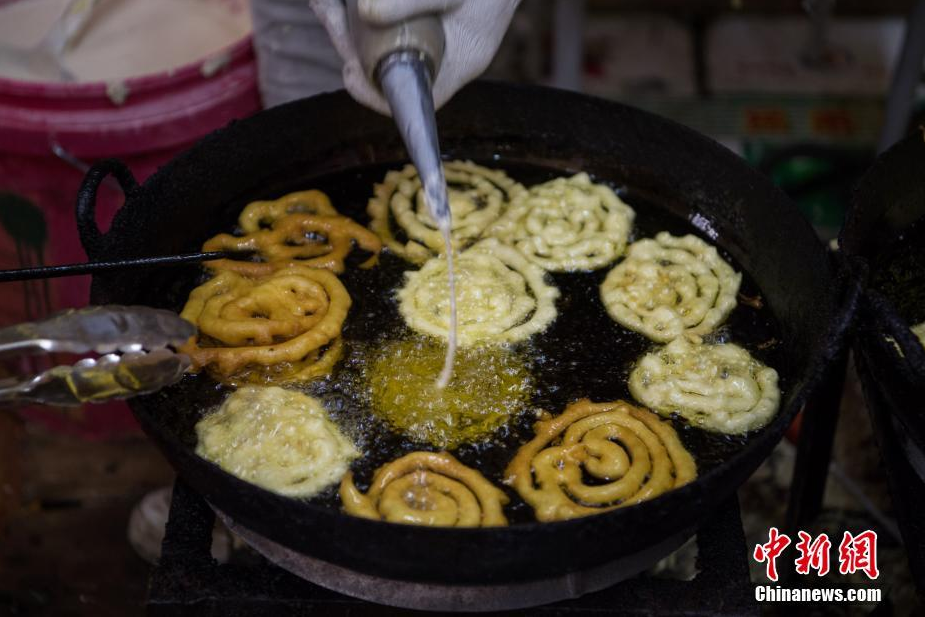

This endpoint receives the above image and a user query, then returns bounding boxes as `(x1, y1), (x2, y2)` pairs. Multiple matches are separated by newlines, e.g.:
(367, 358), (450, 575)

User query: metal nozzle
(344, 0), (450, 225)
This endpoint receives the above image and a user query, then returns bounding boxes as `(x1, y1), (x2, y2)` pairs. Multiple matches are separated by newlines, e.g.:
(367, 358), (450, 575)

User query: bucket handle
(76, 159), (138, 261)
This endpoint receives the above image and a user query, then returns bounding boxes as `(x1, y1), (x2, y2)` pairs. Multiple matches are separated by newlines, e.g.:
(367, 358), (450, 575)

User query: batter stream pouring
(346, 2), (458, 387)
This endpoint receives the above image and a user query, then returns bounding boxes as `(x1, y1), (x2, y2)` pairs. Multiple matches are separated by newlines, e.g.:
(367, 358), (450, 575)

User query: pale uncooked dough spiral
(628, 336), (781, 434)
(340, 451), (509, 527)
(489, 173), (635, 272)
(196, 387), (359, 498)
(600, 232), (741, 343)
(505, 399), (696, 522)
(368, 161), (526, 263)
(397, 238), (559, 346)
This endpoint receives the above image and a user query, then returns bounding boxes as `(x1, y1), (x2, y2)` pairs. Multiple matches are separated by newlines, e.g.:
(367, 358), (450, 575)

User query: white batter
(196, 386), (360, 498)
(0, 0), (251, 82)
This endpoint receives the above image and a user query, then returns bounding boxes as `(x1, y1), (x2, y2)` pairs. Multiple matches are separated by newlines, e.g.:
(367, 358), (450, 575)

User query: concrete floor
(0, 417), (173, 616)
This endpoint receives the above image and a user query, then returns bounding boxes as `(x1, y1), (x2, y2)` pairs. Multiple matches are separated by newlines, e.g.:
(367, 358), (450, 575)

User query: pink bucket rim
(0, 35), (254, 98)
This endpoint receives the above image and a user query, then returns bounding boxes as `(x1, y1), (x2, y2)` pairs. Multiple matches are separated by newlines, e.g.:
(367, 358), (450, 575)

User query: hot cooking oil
(365, 337), (532, 449)
(159, 160), (786, 523)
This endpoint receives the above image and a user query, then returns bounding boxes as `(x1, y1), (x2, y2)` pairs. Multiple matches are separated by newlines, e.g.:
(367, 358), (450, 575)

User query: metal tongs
(0, 306), (194, 407)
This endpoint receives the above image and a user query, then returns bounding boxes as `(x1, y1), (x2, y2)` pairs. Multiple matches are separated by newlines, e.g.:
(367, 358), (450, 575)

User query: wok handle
(76, 159), (138, 261)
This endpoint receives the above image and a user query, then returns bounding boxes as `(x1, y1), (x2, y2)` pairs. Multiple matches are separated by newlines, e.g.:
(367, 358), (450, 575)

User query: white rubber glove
(251, 0), (345, 108)
(309, 0), (521, 115)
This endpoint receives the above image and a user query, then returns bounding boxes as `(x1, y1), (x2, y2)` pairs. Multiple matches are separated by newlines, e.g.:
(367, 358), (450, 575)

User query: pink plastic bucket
(0, 6), (261, 438)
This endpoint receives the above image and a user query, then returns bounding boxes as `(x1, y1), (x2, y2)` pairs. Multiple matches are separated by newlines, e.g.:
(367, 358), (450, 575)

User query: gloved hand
(309, 0), (521, 115)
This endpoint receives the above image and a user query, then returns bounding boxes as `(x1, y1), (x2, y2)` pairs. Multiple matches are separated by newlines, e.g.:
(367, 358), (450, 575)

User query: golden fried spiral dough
(600, 232), (741, 343)
(179, 266), (350, 378)
(629, 336), (781, 434)
(219, 337), (344, 387)
(368, 161), (526, 263)
(203, 212), (381, 276)
(340, 451), (509, 527)
(488, 173), (635, 272)
(238, 190), (338, 233)
(397, 238), (559, 346)
(505, 399), (696, 522)
(196, 386), (359, 498)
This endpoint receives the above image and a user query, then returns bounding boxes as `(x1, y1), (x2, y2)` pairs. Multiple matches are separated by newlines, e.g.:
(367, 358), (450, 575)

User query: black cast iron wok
(841, 131), (925, 481)
(76, 82), (850, 586)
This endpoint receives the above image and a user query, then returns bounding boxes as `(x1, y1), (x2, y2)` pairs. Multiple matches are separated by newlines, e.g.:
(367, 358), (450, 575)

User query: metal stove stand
(855, 355), (925, 595)
(147, 480), (758, 616)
